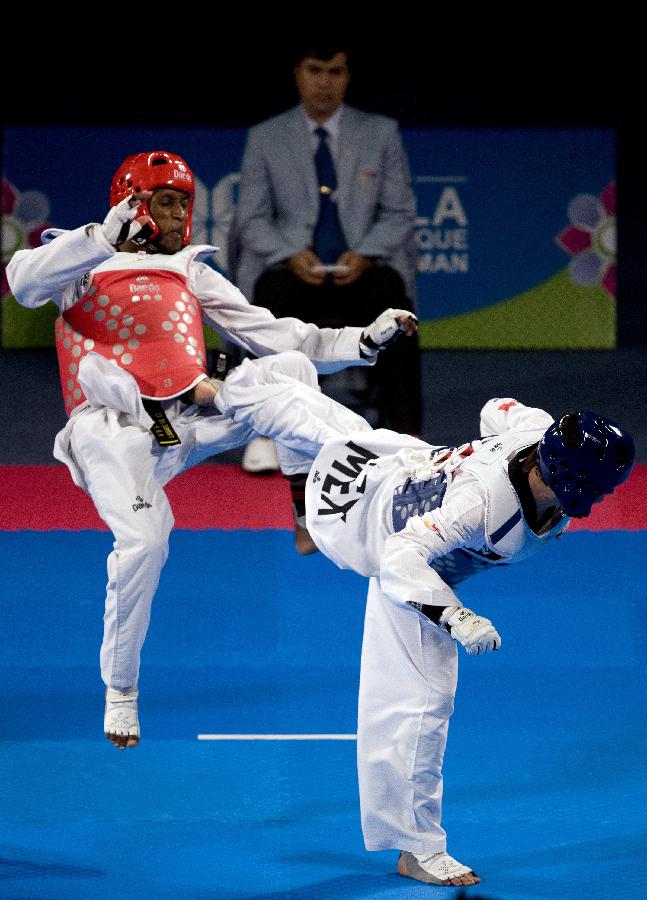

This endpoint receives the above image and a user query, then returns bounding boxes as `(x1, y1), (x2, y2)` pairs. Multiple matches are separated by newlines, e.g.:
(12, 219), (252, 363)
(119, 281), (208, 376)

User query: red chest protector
(56, 253), (208, 415)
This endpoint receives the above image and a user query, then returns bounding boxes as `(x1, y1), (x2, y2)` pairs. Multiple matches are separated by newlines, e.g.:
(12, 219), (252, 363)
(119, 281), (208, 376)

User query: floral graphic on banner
(556, 182), (616, 298)
(1, 178), (51, 298)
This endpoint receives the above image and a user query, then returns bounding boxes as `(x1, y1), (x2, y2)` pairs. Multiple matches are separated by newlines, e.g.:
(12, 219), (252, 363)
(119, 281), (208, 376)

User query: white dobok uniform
(305, 399), (569, 853)
(7, 225), (370, 689)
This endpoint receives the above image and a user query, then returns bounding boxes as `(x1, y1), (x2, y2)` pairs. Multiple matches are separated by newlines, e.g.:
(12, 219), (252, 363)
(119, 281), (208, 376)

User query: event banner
(2, 126), (615, 349)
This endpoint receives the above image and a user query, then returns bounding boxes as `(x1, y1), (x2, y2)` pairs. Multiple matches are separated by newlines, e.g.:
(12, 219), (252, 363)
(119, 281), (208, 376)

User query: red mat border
(0, 465), (293, 531)
(1, 464), (645, 532)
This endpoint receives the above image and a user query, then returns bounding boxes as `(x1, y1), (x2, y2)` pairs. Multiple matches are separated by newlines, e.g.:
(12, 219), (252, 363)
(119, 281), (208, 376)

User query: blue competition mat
(1, 530), (646, 898)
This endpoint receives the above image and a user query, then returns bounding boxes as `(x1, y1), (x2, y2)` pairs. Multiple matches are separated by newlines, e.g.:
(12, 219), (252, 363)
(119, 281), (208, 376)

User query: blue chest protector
(391, 471), (498, 587)
(391, 429), (567, 589)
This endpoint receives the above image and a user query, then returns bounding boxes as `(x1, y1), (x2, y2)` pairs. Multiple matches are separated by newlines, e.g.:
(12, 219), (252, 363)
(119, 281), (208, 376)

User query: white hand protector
(100, 195), (151, 248)
(440, 606), (501, 655)
(359, 308), (418, 358)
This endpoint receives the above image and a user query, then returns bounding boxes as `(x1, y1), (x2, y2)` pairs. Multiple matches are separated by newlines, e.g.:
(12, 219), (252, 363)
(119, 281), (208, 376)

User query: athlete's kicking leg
(212, 351), (373, 553)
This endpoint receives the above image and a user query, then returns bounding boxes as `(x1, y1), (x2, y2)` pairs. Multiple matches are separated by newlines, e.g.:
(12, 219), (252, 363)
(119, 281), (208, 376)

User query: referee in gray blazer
(234, 46), (422, 457)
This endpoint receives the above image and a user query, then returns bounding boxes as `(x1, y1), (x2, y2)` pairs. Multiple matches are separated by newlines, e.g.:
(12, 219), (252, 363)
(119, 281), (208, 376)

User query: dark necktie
(312, 126), (347, 264)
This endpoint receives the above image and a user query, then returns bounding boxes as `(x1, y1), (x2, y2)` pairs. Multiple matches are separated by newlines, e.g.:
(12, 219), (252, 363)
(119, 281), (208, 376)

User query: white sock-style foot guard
(397, 850), (478, 885)
(104, 687), (140, 749)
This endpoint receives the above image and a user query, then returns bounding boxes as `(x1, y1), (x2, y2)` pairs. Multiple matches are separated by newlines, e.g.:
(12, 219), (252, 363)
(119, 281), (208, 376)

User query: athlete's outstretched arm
(479, 398), (554, 437)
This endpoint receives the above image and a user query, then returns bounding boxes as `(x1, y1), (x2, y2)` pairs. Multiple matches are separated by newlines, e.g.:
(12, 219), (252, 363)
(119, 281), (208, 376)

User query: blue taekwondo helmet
(537, 411), (635, 518)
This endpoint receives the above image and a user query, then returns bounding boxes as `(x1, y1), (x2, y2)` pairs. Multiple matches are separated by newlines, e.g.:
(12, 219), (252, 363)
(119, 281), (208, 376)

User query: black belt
(142, 398), (182, 446)
(143, 351), (234, 447)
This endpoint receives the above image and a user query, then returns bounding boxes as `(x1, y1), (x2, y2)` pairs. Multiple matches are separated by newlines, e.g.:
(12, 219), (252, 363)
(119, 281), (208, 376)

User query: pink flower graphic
(1, 178), (51, 298)
(556, 181), (616, 298)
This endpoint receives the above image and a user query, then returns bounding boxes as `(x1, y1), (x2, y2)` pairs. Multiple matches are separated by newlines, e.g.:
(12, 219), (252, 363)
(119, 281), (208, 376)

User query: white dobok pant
(358, 579), (458, 853)
(63, 351), (368, 689)
(303, 428), (459, 852)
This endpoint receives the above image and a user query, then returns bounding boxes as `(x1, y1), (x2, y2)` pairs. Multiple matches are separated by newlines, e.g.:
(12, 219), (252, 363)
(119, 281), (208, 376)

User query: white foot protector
(242, 436), (279, 474)
(397, 850), (475, 885)
(104, 687), (140, 744)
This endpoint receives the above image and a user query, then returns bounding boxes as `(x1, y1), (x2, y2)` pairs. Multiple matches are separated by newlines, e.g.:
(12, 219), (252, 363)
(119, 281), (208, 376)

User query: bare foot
(191, 377), (223, 407)
(107, 731), (140, 751)
(442, 870), (480, 887)
(295, 521), (319, 555)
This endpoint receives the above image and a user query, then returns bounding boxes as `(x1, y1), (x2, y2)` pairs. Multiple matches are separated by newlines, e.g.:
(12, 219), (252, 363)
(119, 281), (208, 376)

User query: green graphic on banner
(418, 269), (615, 349)
(2, 297), (59, 347)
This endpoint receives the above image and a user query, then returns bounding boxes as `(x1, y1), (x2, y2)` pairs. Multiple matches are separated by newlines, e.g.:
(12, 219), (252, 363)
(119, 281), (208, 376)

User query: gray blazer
(233, 104), (417, 303)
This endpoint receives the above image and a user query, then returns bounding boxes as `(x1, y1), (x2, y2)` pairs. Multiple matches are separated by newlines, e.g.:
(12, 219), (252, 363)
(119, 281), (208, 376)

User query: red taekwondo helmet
(109, 150), (195, 246)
